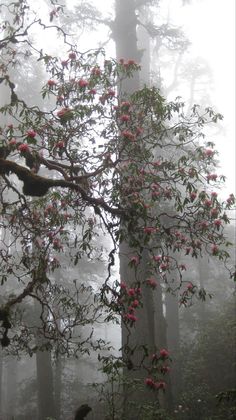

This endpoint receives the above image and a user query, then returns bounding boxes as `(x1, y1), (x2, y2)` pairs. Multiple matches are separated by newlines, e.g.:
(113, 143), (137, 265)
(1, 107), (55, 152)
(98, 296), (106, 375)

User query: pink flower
(78, 79), (89, 88)
(26, 130), (36, 138)
(131, 299), (139, 308)
(211, 192), (218, 198)
(128, 288), (135, 296)
(130, 256), (139, 265)
(145, 378), (155, 388)
(161, 366), (170, 374)
(211, 244), (219, 255)
(214, 219), (222, 227)
(126, 313), (137, 322)
(207, 173), (218, 182)
(210, 208), (219, 218)
(185, 247), (192, 255)
(159, 349), (169, 359)
(156, 381), (166, 390)
(121, 130), (135, 141)
(91, 67), (101, 76)
(9, 138), (17, 145)
(18, 143), (30, 153)
(61, 60), (68, 67)
(199, 221), (208, 230)
(127, 59), (136, 65)
(120, 281), (127, 290)
(143, 227), (156, 234)
(204, 149), (214, 157)
(68, 52), (76, 60)
(153, 255), (162, 262)
(187, 282), (194, 290)
(89, 88), (97, 95)
(47, 79), (57, 87)
(160, 263), (168, 271)
(146, 278), (158, 289)
(56, 141), (65, 149)
(120, 114), (130, 122)
(120, 101), (131, 108)
(190, 192), (197, 201)
(107, 89), (116, 97)
(136, 127), (144, 135)
(204, 199), (212, 208)
(226, 194), (235, 205)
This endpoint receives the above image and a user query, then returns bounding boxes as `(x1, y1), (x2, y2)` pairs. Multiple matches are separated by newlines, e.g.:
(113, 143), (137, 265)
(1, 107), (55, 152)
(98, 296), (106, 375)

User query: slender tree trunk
(166, 287), (181, 404)
(36, 347), (56, 420)
(114, 1), (171, 416)
(54, 354), (63, 419)
(34, 301), (56, 420)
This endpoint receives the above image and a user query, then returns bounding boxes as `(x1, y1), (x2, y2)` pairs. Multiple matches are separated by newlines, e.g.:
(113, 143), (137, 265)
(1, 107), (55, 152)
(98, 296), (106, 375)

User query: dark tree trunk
(114, 1), (171, 416)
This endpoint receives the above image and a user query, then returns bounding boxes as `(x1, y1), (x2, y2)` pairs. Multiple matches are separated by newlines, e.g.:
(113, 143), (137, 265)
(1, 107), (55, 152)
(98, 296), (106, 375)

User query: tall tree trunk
(0, 350), (3, 418)
(5, 356), (18, 418)
(35, 301), (56, 420)
(36, 346), (56, 420)
(165, 286), (181, 404)
(114, 1), (170, 416)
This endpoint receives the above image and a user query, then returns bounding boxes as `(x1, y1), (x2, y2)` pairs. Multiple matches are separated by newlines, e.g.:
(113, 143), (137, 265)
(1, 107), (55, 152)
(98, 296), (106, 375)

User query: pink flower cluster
(145, 348), (170, 391)
(119, 281), (142, 324)
(145, 378), (166, 390)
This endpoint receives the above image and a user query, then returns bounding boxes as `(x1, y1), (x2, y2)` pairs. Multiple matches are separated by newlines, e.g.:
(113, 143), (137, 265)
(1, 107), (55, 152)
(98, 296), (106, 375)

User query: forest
(0, 0), (235, 419)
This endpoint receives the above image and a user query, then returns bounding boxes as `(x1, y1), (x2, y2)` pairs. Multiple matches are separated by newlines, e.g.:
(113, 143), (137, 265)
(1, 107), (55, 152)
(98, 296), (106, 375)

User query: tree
(0, 1), (235, 418)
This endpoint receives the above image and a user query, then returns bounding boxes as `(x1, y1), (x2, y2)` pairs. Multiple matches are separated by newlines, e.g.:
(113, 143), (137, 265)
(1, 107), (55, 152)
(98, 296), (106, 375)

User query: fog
(0, 1), (235, 420)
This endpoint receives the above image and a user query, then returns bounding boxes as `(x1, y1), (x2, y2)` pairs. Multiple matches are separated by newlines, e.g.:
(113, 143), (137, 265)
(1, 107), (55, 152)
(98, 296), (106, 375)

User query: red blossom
(159, 348), (169, 359)
(91, 66), (101, 76)
(120, 114), (130, 122)
(161, 366), (170, 374)
(143, 227), (156, 234)
(56, 141), (65, 149)
(190, 192), (197, 201)
(78, 79), (89, 88)
(130, 256), (139, 265)
(107, 89), (116, 97)
(204, 199), (212, 208)
(121, 130), (135, 141)
(120, 101), (131, 108)
(47, 79), (57, 87)
(128, 288), (136, 296)
(156, 381), (166, 390)
(89, 88), (97, 95)
(68, 52), (76, 60)
(145, 378), (155, 388)
(126, 313), (137, 322)
(146, 278), (158, 288)
(211, 244), (219, 255)
(61, 60), (68, 67)
(210, 208), (219, 218)
(18, 143), (30, 153)
(153, 255), (162, 262)
(204, 148), (214, 157)
(131, 299), (139, 308)
(207, 173), (218, 182)
(26, 130), (36, 138)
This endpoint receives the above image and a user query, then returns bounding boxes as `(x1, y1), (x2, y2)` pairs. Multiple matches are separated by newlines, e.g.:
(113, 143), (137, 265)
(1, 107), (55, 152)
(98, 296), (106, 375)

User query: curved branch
(0, 158), (123, 215)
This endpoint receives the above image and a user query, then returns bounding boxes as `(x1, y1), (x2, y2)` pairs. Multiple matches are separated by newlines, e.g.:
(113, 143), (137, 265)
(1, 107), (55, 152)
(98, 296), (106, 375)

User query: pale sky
(168, 0), (235, 197)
